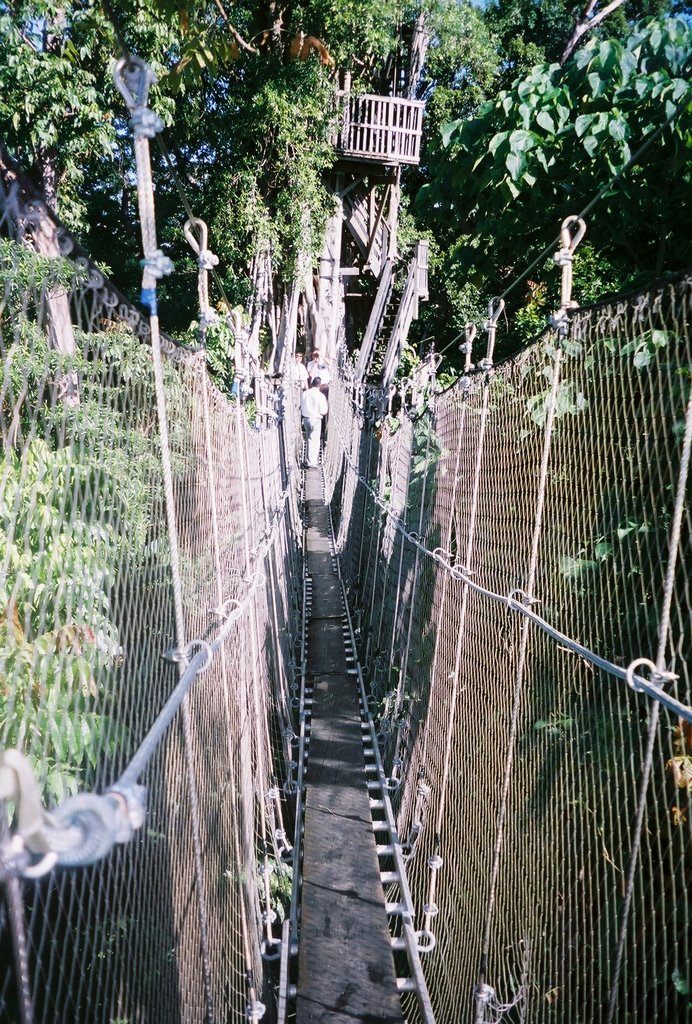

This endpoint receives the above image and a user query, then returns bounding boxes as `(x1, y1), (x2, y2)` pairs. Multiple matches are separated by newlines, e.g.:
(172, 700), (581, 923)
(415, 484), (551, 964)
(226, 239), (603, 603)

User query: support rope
(606, 374), (692, 1022)
(114, 58), (216, 1023)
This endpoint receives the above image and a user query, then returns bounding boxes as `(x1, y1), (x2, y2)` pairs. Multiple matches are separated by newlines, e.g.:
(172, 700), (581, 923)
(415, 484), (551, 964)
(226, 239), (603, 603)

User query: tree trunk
(33, 146), (79, 404)
(316, 199), (343, 361)
(406, 13), (429, 100)
(273, 279), (300, 373)
(0, 145), (79, 408)
(303, 271), (320, 354)
(560, 0), (627, 64)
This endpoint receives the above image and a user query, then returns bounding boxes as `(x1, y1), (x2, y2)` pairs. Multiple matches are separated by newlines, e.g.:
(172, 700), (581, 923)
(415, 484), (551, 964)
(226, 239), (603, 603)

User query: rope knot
(198, 249), (219, 271)
(553, 247), (573, 267)
(245, 999), (266, 1021)
(200, 309), (219, 329)
(130, 107), (164, 139)
(140, 250), (174, 279)
(476, 983), (495, 1005)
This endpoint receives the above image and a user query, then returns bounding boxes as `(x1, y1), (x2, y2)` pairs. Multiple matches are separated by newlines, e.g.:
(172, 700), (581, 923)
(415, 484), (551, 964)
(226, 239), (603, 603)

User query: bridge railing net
(325, 277), (692, 1024)
(0, 182), (302, 1022)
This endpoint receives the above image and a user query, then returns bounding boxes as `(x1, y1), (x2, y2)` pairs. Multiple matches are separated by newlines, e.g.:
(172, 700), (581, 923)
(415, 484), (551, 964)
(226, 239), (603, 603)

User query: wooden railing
(334, 93), (424, 166)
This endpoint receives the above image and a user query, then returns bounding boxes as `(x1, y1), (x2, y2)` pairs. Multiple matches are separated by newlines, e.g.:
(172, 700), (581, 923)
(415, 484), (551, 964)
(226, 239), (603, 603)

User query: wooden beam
(364, 184), (391, 271)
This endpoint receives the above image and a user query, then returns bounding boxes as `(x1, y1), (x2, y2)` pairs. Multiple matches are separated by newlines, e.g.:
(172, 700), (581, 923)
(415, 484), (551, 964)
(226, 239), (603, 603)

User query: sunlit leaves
(417, 15), (692, 361)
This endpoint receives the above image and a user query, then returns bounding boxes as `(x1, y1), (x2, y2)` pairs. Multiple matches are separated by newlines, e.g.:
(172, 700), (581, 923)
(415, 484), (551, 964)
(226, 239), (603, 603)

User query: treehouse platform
(334, 93), (424, 167)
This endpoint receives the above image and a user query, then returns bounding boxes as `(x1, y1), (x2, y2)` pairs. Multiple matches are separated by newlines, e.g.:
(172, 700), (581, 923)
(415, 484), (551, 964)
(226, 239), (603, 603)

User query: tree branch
(560, 0), (627, 65)
(212, 0), (258, 53)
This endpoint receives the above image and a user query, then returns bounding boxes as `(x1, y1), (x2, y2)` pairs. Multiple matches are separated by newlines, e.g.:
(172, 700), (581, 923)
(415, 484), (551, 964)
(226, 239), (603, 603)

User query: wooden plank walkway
(296, 468), (404, 1024)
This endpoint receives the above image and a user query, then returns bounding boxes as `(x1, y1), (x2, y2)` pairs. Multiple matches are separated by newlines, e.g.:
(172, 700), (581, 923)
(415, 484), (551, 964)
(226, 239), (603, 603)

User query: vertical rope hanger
(474, 216), (586, 1024)
(184, 217), (220, 338)
(113, 56), (217, 1024)
(606, 316), (692, 1022)
(232, 387), (270, 1021)
(415, 297), (504, 957)
(408, 322), (477, 857)
(1, 808), (34, 1024)
(182, 217), (269, 1018)
(387, 411), (435, 794)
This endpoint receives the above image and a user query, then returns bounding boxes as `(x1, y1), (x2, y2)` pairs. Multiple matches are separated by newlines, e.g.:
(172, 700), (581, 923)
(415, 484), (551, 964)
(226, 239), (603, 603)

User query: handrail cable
(335, 426), (692, 725)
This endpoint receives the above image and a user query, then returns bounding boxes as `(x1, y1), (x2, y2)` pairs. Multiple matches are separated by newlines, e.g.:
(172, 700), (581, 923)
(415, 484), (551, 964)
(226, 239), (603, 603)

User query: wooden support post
(316, 176), (344, 360)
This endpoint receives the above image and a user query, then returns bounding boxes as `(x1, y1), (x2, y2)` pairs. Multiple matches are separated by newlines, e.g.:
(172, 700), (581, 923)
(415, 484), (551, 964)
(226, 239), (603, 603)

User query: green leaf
(672, 969), (689, 996)
(440, 120), (461, 148)
(506, 151), (525, 181)
(560, 555), (598, 579)
(594, 541), (613, 561)
(582, 134), (599, 158)
(608, 119), (627, 143)
(536, 110), (554, 133)
(575, 114), (594, 137)
(507, 129), (536, 153)
(587, 71), (607, 97)
(489, 131), (509, 156)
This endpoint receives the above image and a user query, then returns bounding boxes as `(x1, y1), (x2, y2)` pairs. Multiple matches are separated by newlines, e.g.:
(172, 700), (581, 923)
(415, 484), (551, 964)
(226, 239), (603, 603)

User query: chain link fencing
(0, 174), (304, 1024)
(325, 275), (692, 1024)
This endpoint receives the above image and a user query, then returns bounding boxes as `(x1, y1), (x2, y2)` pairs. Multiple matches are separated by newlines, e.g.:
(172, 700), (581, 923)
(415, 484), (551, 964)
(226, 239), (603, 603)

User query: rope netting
(0, 177), (303, 1023)
(1, 58), (691, 1019)
(324, 275), (692, 1023)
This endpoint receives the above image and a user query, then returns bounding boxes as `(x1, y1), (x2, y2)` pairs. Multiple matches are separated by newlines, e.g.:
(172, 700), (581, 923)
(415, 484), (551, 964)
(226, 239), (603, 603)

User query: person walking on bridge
(301, 377), (328, 468)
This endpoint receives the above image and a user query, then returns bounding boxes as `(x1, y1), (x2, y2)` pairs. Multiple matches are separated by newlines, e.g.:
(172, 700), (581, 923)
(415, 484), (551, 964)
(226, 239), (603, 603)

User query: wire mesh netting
(2, 131), (692, 1024)
(0, 176), (303, 1023)
(325, 276), (692, 1024)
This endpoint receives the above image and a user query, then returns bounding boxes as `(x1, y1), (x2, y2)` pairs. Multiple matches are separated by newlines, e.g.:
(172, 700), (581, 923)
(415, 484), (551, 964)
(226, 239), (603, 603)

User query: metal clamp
(113, 56), (157, 112)
(625, 657), (678, 695)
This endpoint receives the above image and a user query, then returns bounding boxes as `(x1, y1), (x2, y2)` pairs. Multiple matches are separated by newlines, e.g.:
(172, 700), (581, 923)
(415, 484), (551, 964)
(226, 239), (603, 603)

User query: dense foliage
(1, 1), (690, 362)
(0, 242), (172, 799)
(415, 13), (692, 359)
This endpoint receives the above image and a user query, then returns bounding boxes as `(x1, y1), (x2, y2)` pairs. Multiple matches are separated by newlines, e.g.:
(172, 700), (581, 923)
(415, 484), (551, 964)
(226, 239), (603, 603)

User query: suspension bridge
(0, 42), (691, 1024)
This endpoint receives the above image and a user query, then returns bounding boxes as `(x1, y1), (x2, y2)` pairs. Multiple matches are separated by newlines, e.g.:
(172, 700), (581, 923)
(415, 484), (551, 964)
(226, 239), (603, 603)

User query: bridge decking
(296, 468), (403, 1024)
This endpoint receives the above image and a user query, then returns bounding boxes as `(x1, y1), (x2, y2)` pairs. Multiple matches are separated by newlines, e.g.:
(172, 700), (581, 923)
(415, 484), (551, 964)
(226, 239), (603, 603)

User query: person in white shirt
(292, 352), (309, 393)
(307, 350), (331, 388)
(300, 377), (328, 468)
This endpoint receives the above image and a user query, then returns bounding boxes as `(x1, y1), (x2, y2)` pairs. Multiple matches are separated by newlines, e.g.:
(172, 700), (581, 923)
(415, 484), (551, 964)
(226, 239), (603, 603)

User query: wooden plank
(304, 467), (323, 503)
(296, 480), (403, 1024)
(306, 577), (343, 618)
(306, 550), (335, 577)
(297, 673), (404, 1024)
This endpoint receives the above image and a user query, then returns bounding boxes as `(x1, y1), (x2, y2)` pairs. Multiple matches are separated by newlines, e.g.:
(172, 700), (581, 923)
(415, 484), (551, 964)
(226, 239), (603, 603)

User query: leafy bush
(0, 439), (125, 801)
(1, 243), (169, 801)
